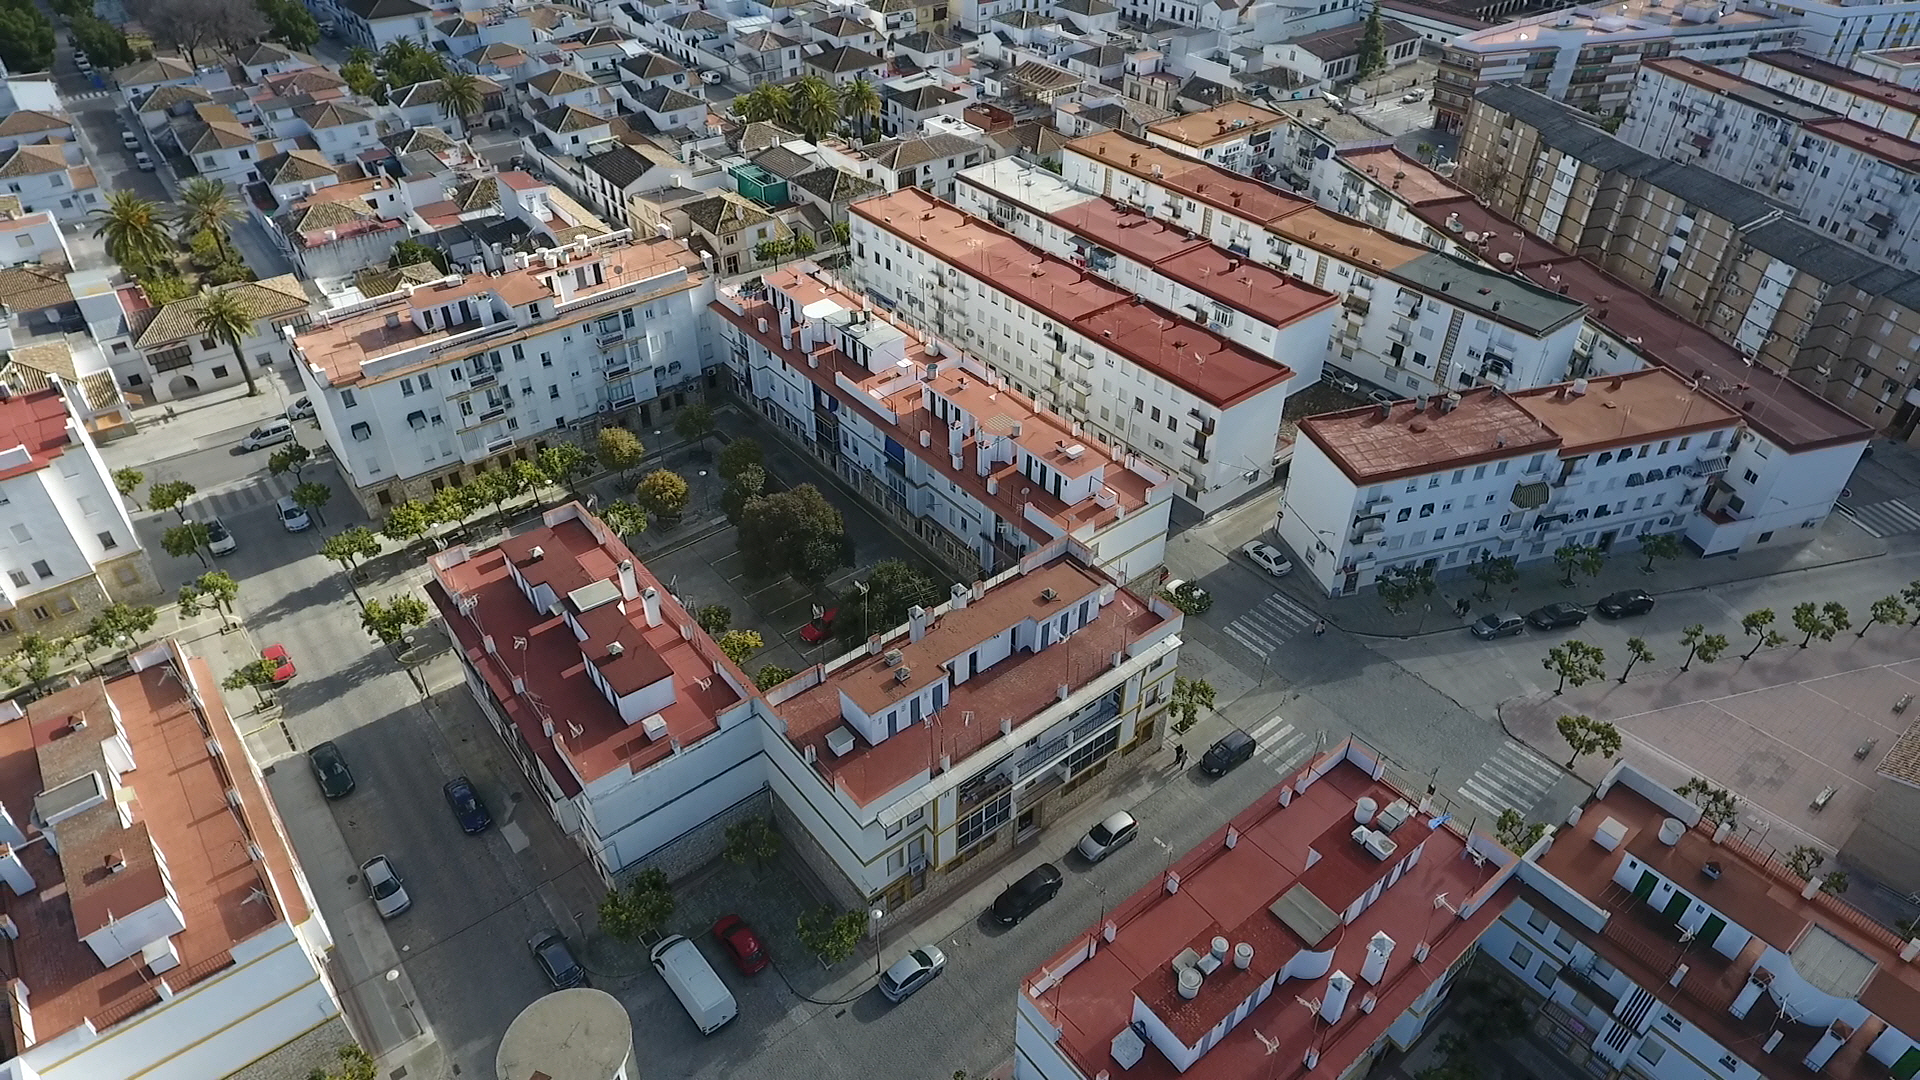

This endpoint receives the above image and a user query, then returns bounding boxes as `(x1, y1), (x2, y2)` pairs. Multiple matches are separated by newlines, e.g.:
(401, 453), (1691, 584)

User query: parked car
(1367, 388), (1397, 407)
(1469, 612), (1526, 639)
(277, 495), (311, 532)
(1596, 589), (1656, 618)
(651, 933), (737, 1034)
(1199, 729), (1256, 776)
(262, 644), (296, 682)
(120, 130), (139, 150)
(528, 929), (586, 988)
(240, 419), (295, 450)
(134, 151), (154, 171)
(307, 740), (355, 799)
(442, 776), (492, 834)
(1241, 541), (1293, 578)
(205, 516), (236, 556)
(878, 945), (946, 1003)
(361, 855), (411, 918)
(285, 396), (315, 420)
(1526, 602), (1589, 630)
(1401, 88), (1428, 102)
(701, 70), (723, 84)
(1077, 811), (1138, 863)
(711, 914), (769, 975)
(799, 606), (839, 644)
(990, 862), (1062, 925)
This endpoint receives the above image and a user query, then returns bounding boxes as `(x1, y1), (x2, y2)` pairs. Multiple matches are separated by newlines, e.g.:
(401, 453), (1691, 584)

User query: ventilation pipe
(617, 559), (638, 601)
(1319, 971), (1354, 1024)
(1360, 932), (1394, 985)
(908, 605), (930, 643)
(641, 586), (662, 627)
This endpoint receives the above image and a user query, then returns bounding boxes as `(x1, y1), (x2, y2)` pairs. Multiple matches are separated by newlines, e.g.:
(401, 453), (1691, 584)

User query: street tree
(839, 560), (938, 645)
(1465, 550), (1517, 601)
(1639, 532), (1682, 574)
(1576, 544), (1607, 582)
(434, 69), (485, 134)
(1, 633), (65, 692)
(598, 500), (649, 537)
(1494, 809), (1546, 853)
(719, 438), (763, 481)
(163, 521), (213, 567)
(267, 442), (311, 482)
(1376, 563), (1435, 615)
(1542, 641), (1606, 694)
(148, 479), (198, 522)
(598, 867), (674, 943)
(1678, 624), (1728, 671)
(1617, 636), (1654, 683)
(1905, 578), (1920, 626)
(321, 527), (383, 605)
(1783, 845), (1823, 879)
(1552, 543), (1587, 587)
(695, 604), (732, 636)
(471, 469), (515, 526)
(721, 464), (766, 525)
(221, 658), (281, 710)
(596, 426), (646, 479)
(635, 469), (691, 521)
(292, 481), (333, 527)
(722, 816), (780, 868)
(507, 459), (546, 508)
(536, 443), (592, 502)
(1859, 594), (1909, 638)
(1742, 609), (1778, 658)
(1556, 713), (1622, 769)
(84, 603), (158, 656)
(177, 570), (240, 631)
(738, 484), (846, 587)
(1792, 601), (1835, 648)
(1169, 675), (1215, 734)
(1824, 600), (1852, 637)
(306, 1046), (376, 1080)
(715, 629), (763, 667)
(361, 595), (430, 659)
(1677, 777), (1739, 827)
(796, 906), (865, 966)
(113, 467), (145, 509)
(1355, 2), (1387, 79)
(755, 664), (796, 690)
(381, 500), (433, 547)
(673, 402), (717, 449)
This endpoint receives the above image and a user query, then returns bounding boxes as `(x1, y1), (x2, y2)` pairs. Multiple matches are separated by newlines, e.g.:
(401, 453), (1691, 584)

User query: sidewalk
(1284, 516), (1889, 639)
(109, 365), (309, 462)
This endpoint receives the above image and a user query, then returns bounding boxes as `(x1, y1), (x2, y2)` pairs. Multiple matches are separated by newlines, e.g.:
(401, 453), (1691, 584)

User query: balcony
(605, 362), (632, 380)
(597, 330), (625, 350)
(466, 369), (497, 389)
(1685, 456), (1731, 478)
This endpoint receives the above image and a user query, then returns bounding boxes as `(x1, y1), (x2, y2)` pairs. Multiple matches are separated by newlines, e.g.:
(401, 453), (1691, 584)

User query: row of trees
(0, 601), (170, 691)
(1385, 536), (1697, 615)
(341, 40), (485, 128)
(0, 0), (54, 75)
(731, 75), (881, 142)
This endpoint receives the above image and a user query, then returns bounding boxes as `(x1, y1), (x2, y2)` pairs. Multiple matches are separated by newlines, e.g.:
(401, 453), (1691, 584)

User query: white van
(240, 420), (295, 450)
(650, 934), (737, 1034)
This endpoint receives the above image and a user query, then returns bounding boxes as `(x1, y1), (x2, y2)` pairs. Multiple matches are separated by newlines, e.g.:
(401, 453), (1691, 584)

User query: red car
(262, 644), (296, 682)
(799, 607), (839, 644)
(711, 914), (769, 975)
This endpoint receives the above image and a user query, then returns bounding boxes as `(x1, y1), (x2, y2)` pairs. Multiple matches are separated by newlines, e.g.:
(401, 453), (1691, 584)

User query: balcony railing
(1685, 456), (1730, 478)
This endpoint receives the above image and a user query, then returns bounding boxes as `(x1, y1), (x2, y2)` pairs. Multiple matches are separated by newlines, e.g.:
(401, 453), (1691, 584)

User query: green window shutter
(1633, 870), (1657, 901)
(1893, 1046), (1920, 1080)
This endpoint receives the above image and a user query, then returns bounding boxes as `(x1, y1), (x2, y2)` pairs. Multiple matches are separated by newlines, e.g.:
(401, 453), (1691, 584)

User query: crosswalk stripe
(191, 473), (297, 518)
(1245, 714), (1294, 742)
(1222, 593), (1318, 655)
(1845, 498), (1920, 538)
(1458, 744), (1560, 817)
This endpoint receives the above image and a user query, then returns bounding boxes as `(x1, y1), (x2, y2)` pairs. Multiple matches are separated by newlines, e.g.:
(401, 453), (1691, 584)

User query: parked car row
(1470, 589), (1657, 640)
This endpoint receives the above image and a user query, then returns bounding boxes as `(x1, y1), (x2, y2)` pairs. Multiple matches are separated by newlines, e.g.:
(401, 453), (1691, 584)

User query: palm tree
(91, 190), (174, 275)
(435, 70), (486, 135)
(731, 84), (792, 126)
(346, 46), (375, 66)
(177, 177), (242, 259)
(195, 287), (260, 397)
(791, 75), (838, 141)
(841, 75), (881, 140)
(379, 38), (427, 74)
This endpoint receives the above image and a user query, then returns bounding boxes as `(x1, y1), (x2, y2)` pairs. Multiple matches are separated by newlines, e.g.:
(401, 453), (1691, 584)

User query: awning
(1510, 481), (1551, 509)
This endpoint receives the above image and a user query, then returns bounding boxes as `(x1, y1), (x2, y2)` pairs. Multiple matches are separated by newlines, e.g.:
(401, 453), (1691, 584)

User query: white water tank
(497, 988), (635, 1080)
(1354, 796), (1378, 825)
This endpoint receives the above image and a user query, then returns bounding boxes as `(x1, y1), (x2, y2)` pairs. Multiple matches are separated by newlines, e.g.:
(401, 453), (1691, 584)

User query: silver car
(1241, 541), (1293, 577)
(878, 946), (946, 1003)
(361, 855), (411, 918)
(1077, 811), (1139, 863)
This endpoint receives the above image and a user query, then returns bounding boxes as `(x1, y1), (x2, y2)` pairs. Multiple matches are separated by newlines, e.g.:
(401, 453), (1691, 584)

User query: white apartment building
(1282, 370), (1741, 596)
(290, 232), (713, 515)
(711, 267), (1175, 581)
(0, 640), (343, 1080)
(0, 387), (159, 649)
(429, 500), (1182, 915)
(849, 186), (1301, 512)
(1739, 50), (1920, 140)
(0, 203), (68, 268)
(1139, 101), (1287, 174)
(951, 157), (1342, 387)
(1059, 132), (1589, 401)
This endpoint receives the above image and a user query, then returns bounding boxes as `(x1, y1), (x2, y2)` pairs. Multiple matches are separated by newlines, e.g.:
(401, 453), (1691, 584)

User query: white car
(878, 946), (946, 1003)
(1242, 541), (1293, 578)
(285, 396), (316, 420)
(700, 70), (723, 84)
(1077, 811), (1138, 863)
(361, 855), (411, 918)
(277, 495), (311, 533)
(134, 151), (154, 171)
(120, 130), (139, 150)
(204, 516), (236, 556)
(1401, 88), (1428, 103)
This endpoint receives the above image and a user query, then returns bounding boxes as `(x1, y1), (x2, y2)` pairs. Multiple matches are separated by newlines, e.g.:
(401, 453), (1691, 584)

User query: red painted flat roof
(0, 388), (71, 483)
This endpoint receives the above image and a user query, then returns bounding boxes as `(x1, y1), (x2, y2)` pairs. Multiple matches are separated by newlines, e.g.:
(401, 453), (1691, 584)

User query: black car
(1526, 602), (1589, 630)
(528, 929), (586, 988)
(443, 776), (493, 834)
(1469, 612), (1526, 639)
(1596, 589), (1657, 618)
(307, 741), (355, 799)
(990, 863), (1063, 925)
(1199, 730), (1256, 777)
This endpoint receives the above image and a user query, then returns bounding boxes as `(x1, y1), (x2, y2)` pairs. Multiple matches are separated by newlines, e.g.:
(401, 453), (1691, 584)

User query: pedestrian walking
(1173, 743), (1188, 768)
(1314, 619), (1326, 637)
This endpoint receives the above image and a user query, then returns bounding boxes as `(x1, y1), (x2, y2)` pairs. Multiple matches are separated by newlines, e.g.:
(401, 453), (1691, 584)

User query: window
(401, 378), (416, 396)
(885, 818), (903, 838)
(1553, 928), (1575, 953)
(351, 422), (372, 441)
(1526, 906), (1550, 931)
(8, 524), (27, 544)
(6, 570), (25, 588)
(1418, 503), (1434, 517)
(29, 606), (48, 622)
(1509, 941), (1534, 968)
(1397, 508), (1411, 522)
(419, 371), (432, 388)
(0, 617), (12, 633)
(1636, 1040), (1666, 1065)
(31, 561), (51, 580)
(342, 389), (358, 409)
(97, 531), (117, 550)
(957, 791), (1012, 850)
(1742, 469), (1759, 485)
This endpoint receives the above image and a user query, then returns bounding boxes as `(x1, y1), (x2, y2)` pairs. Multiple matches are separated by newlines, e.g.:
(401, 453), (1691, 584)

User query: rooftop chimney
(1360, 932), (1394, 985)
(908, 604), (930, 643)
(1319, 971), (1354, 1024)
(0, 845), (33, 896)
(950, 582), (970, 610)
(641, 586), (662, 627)
(617, 559), (638, 601)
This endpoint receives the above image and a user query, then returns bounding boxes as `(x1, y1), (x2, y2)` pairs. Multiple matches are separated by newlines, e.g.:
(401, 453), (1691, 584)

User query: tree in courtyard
(635, 468), (690, 521)
(537, 444), (592, 502)
(1678, 624), (1728, 672)
(755, 664), (796, 690)
(715, 629), (763, 667)
(695, 604), (732, 636)
(177, 570), (240, 632)
(293, 481), (334, 527)
(113, 467), (145, 509)
(718, 438), (763, 482)
(1376, 563), (1435, 615)
(321, 527), (383, 604)
(1555, 713), (1621, 770)
(1677, 777), (1739, 827)
(177, 176), (242, 261)
(721, 464), (766, 525)
(789, 74), (839, 140)
(1168, 675), (1215, 735)
(381, 500), (434, 548)
(673, 402), (717, 449)
(1355, 2), (1388, 80)
(1542, 641), (1606, 694)
(1638, 532), (1683, 574)
(1465, 550), (1517, 602)
(388, 237), (448, 274)
(753, 236), (793, 267)
(795, 906), (866, 966)
(434, 70), (486, 135)
(195, 286), (261, 397)
(598, 867), (674, 943)
(841, 75), (881, 140)
(738, 484), (846, 587)
(789, 231), (817, 260)
(1617, 636), (1654, 683)
(598, 500), (649, 537)
(92, 190), (174, 275)
(306, 1045), (376, 1080)
(722, 815), (780, 869)
(222, 658), (281, 710)
(268, 442), (311, 483)
(1859, 594), (1910, 638)
(361, 594), (431, 660)
(1783, 844), (1823, 879)
(839, 559), (938, 646)
(83, 603), (158, 656)
(163, 521), (213, 567)
(148, 479), (198, 522)
(596, 426), (646, 479)
(1494, 809), (1546, 853)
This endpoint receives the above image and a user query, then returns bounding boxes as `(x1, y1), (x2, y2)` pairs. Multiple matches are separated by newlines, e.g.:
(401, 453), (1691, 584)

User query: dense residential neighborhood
(2, 0), (1920, 1077)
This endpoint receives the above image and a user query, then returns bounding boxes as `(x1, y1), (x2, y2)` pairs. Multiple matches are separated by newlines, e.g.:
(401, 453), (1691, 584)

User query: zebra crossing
(1243, 712), (1319, 774)
(1839, 496), (1920, 538)
(1458, 741), (1563, 821)
(178, 472), (300, 520)
(64, 89), (113, 102)
(1220, 591), (1319, 658)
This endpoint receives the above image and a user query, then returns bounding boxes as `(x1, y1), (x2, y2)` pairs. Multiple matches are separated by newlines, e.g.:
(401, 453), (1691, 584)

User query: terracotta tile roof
(528, 68), (597, 97)
(453, 175), (498, 211)
(295, 101), (372, 129)
(134, 276), (309, 349)
(619, 50), (685, 79)
(0, 145), (68, 179)
(6, 340), (77, 383)
(114, 55), (194, 85)
(355, 260), (443, 298)
(0, 111), (71, 137)
(534, 104), (609, 133)
(139, 84), (213, 113)
(1008, 59), (1079, 91)
(805, 44), (885, 75)
(264, 148), (337, 185)
(0, 265), (72, 312)
(466, 42), (531, 66)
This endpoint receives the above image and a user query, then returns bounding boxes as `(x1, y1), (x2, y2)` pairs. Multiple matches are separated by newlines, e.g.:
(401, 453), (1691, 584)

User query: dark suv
(1200, 730), (1256, 776)
(1596, 589), (1656, 618)
(990, 863), (1063, 925)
